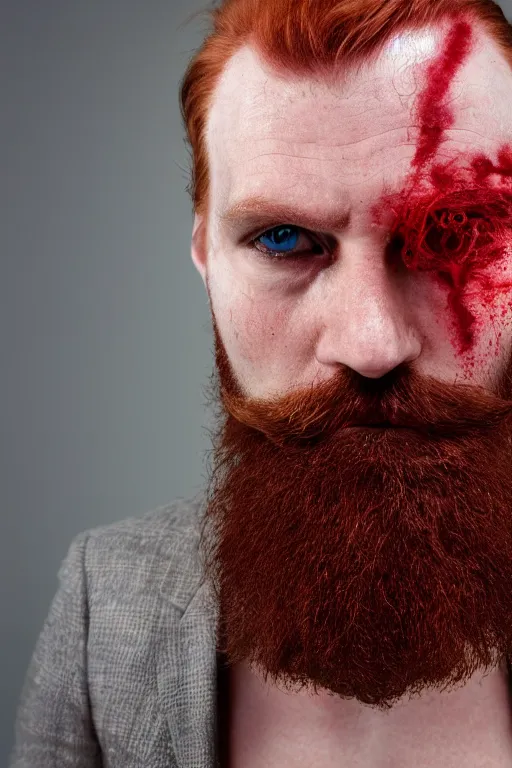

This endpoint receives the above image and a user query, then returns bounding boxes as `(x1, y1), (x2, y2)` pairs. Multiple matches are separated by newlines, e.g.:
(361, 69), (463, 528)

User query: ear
(191, 213), (208, 288)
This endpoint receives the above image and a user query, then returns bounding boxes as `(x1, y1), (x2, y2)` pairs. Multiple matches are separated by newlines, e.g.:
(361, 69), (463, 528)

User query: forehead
(207, 25), (512, 222)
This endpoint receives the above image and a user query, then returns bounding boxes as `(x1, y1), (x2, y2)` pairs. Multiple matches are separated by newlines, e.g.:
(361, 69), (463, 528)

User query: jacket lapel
(158, 519), (220, 768)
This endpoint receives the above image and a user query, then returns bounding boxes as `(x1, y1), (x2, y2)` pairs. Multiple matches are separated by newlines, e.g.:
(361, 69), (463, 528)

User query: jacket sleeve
(9, 531), (103, 767)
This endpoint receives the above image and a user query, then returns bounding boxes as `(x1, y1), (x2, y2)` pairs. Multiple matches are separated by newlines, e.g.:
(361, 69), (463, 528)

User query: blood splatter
(373, 19), (512, 375)
(472, 147), (512, 184)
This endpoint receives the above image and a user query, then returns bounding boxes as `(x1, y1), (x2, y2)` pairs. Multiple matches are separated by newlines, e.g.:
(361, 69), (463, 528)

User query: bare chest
(225, 723), (512, 768)
(218, 660), (512, 768)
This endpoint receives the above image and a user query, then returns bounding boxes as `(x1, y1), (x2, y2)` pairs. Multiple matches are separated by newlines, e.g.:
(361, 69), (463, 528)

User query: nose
(315, 244), (422, 379)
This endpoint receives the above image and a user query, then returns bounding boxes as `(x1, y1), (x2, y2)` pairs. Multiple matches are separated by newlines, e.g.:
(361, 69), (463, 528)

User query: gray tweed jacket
(9, 493), (221, 768)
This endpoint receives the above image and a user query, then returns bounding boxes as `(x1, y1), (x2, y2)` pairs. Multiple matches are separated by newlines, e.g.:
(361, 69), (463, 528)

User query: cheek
(409, 243), (512, 382)
(228, 294), (294, 366)
(457, 248), (512, 371)
(208, 255), (310, 380)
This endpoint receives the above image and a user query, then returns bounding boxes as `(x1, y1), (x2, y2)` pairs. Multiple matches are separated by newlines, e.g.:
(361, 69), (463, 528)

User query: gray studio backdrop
(2, 0), (512, 762)
(2, 1), (214, 761)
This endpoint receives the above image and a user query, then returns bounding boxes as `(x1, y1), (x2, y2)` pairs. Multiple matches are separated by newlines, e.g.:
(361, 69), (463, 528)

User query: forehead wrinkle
(238, 143), (418, 194)
(243, 124), (419, 159)
(445, 126), (502, 142)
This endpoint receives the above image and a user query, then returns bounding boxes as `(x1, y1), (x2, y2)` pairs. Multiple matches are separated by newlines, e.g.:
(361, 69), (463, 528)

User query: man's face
(193, 24), (512, 396)
(190, 20), (512, 712)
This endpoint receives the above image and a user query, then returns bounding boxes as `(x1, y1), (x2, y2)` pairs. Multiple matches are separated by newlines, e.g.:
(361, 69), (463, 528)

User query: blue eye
(257, 226), (300, 253)
(253, 226), (324, 260)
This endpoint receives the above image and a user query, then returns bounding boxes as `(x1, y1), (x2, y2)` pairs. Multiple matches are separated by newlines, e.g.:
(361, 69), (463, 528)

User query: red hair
(179, 0), (512, 218)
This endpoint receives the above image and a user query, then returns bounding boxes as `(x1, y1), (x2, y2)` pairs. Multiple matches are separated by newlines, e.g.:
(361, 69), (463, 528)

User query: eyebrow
(219, 196), (351, 234)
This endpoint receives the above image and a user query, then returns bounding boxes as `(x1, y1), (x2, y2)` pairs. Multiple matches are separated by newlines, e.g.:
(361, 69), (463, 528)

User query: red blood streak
(373, 20), (512, 375)
(412, 21), (473, 169)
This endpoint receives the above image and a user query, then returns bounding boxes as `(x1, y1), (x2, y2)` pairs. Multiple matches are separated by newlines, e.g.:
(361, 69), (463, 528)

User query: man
(10, 0), (512, 765)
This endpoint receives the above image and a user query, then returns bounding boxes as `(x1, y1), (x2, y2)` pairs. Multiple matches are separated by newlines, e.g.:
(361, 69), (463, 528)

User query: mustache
(213, 359), (512, 447)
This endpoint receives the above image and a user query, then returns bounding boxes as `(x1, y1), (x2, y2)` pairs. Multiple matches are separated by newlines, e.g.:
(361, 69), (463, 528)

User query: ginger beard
(198, 312), (512, 711)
